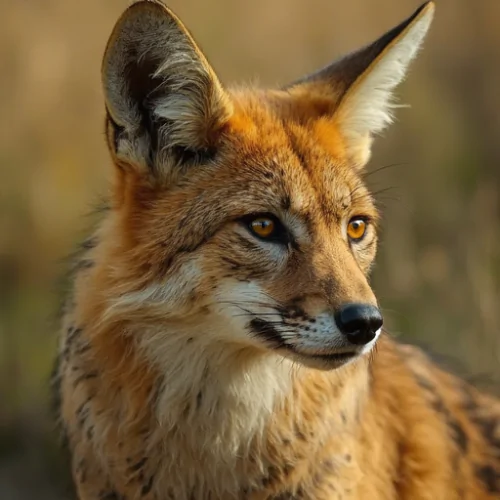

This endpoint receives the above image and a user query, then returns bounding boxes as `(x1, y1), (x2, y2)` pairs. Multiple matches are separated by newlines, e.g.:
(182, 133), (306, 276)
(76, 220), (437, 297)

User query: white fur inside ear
(338, 5), (435, 146)
(102, 3), (232, 170)
(152, 52), (231, 151)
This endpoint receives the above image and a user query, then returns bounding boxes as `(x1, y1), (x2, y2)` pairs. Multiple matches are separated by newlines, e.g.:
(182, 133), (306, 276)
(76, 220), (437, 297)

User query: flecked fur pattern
(52, 1), (500, 499)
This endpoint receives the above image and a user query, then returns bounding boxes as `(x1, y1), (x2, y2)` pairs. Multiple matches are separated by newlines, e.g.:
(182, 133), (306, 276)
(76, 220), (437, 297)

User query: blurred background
(0, 0), (499, 498)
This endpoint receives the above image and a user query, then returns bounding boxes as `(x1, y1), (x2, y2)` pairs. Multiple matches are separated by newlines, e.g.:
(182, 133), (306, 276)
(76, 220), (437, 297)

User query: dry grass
(0, 0), (498, 497)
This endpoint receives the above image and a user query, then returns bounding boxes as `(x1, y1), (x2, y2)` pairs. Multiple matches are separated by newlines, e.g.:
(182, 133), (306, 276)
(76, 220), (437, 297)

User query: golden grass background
(0, 0), (499, 497)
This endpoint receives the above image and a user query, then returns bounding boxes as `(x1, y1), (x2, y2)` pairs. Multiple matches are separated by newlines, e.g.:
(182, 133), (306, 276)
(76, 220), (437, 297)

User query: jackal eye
(250, 217), (275, 238)
(347, 217), (368, 242)
(241, 214), (289, 244)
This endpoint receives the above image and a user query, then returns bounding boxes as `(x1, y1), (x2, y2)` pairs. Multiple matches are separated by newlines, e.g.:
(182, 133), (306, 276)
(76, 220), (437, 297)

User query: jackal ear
(288, 2), (435, 168)
(102, 0), (232, 175)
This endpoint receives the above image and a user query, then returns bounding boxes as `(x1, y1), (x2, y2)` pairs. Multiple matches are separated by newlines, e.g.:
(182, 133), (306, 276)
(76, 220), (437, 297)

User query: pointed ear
(102, 0), (232, 175)
(288, 2), (435, 168)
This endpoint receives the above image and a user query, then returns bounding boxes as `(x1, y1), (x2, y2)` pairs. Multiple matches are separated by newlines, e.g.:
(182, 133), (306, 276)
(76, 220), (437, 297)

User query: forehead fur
(223, 89), (374, 218)
(107, 88), (377, 286)
(119, 88), (375, 237)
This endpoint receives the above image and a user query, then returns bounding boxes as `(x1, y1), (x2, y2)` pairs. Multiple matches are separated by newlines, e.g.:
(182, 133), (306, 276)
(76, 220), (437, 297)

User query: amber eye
(347, 218), (367, 241)
(241, 213), (289, 244)
(249, 217), (276, 238)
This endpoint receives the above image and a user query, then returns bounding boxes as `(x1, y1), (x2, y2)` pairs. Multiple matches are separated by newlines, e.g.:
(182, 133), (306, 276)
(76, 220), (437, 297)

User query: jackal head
(99, 1), (434, 370)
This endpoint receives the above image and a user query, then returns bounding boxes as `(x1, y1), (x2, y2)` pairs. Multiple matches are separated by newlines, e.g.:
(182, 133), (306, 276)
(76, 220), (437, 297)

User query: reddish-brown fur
(53, 1), (500, 499)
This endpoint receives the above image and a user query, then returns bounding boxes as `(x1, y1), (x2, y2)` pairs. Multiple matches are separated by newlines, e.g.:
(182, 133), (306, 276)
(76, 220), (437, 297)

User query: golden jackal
(53, 1), (500, 498)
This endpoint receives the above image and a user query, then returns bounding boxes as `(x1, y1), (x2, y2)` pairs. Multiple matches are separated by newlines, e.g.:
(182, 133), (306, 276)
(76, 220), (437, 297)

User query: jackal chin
(247, 311), (382, 371)
(279, 330), (381, 371)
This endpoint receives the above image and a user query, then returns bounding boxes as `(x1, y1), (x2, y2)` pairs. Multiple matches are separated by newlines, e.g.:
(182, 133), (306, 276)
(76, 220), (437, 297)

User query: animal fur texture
(52, 1), (500, 498)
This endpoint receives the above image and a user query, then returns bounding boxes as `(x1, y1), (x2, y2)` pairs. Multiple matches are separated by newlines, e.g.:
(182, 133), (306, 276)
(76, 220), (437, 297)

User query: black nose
(334, 303), (383, 346)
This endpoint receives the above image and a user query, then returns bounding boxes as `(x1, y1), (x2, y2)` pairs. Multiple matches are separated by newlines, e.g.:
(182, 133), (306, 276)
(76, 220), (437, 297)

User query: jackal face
(100, 1), (434, 370)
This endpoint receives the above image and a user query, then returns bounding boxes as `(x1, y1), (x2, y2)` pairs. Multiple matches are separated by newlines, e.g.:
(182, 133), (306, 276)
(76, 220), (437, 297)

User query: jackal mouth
(249, 318), (376, 369)
(281, 345), (360, 368)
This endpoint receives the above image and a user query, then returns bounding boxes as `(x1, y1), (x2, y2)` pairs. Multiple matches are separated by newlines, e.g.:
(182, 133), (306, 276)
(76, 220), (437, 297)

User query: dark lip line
(309, 351), (357, 360)
(280, 345), (358, 361)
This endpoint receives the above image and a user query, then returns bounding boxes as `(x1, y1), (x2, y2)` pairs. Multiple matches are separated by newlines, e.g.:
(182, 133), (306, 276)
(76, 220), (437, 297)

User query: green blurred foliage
(0, 0), (499, 497)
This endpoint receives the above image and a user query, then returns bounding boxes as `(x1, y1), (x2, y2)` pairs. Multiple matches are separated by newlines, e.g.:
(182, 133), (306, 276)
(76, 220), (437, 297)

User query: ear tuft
(102, 1), (231, 172)
(288, 2), (435, 168)
(336, 2), (435, 139)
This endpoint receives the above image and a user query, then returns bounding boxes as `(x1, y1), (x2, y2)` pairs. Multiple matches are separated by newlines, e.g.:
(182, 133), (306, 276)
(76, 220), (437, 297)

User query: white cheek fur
(235, 225), (289, 266)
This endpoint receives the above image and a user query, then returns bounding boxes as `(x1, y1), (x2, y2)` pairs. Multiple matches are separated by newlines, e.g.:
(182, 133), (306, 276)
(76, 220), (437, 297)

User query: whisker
(352, 186), (398, 204)
(226, 289), (285, 307)
(215, 300), (280, 310)
(232, 312), (282, 318)
(381, 328), (398, 339)
(346, 182), (368, 204)
(362, 162), (409, 181)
